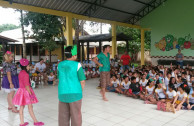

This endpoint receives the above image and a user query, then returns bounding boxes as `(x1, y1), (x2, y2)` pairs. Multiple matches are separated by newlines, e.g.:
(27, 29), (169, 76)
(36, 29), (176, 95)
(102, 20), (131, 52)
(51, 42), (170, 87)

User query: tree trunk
(75, 19), (80, 61)
(60, 25), (66, 61)
(20, 10), (26, 58)
(49, 50), (51, 63)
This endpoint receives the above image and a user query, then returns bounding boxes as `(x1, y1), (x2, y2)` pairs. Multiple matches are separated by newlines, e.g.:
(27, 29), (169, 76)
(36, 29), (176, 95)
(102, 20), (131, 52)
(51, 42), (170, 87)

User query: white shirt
(146, 86), (155, 95)
(177, 91), (187, 101)
(121, 81), (131, 89)
(166, 90), (177, 99)
(164, 77), (169, 86)
(35, 62), (46, 72)
(136, 77), (139, 82)
(30, 66), (36, 74)
(171, 72), (175, 78)
(155, 87), (166, 98)
(48, 75), (55, 81)
(188, 94), (194, 103)
(139, 79), (148, 87)
(112, 79), (120, 88)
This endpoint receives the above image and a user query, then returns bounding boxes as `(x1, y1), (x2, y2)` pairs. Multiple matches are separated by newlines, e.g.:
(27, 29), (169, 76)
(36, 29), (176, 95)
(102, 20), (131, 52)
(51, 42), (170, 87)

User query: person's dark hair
(159, 71), (163, 75)
(131, 76), (136, 81)
(39, 58), (44, 62)
(123, 75), (128, 80)
(179, 84), (190, 94)
(20, 64), (28, 73)
(111, 74), (117, 79)
(16, 62), (20, 65)
(65, 46), (73, 58)
(103, 45), (110, 51)
(169, 84), (176, 91)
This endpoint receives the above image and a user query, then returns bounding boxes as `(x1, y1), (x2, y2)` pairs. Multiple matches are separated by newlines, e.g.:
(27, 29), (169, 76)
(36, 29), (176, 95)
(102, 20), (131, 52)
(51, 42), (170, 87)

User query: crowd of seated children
(106, 63), (194, 113)
(82, 60), (100, 80)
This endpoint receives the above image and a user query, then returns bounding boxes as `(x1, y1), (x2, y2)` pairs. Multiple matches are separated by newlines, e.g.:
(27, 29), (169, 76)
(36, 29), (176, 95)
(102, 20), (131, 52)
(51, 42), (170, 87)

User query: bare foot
(103, 97), (108, 101)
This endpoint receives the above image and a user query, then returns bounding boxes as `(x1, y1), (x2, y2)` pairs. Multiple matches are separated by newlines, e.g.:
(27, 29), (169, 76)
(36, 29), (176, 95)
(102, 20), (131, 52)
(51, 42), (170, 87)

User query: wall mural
(155, 34), (194, 51)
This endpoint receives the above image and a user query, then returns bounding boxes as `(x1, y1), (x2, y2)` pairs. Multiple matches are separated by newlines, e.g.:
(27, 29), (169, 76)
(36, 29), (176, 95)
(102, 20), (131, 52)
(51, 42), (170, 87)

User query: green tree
(23, 12), (63, 62)
(0, 24), (20, 33)
(110, 26), (151, 61)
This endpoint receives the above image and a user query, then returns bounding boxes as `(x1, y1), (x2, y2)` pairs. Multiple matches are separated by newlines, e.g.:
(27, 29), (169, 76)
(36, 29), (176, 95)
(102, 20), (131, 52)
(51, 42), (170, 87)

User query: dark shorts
(159, 98), (166, 100)
(48, 81), (53, 85)
(100, 72), (110, 88)
(133, 92), (140, 95)
(36, 71), (40, 74)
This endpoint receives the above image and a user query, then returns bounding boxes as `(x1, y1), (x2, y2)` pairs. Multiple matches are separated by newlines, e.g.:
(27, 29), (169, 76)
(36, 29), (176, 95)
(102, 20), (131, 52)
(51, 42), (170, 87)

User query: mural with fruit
(155, 34), (193, 51)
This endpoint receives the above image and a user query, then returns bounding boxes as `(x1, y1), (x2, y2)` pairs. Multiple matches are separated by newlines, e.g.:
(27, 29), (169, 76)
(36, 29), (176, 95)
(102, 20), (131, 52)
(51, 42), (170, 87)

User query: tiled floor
(1, 78), (194, 126)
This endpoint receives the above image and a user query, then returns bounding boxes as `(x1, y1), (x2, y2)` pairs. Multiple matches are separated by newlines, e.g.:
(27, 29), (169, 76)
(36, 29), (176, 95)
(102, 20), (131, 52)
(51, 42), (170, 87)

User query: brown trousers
(58, 100), (82, 126)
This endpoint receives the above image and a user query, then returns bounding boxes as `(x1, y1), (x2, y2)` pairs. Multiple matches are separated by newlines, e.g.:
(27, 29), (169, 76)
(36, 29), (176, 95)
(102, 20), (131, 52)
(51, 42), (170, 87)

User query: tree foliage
(110, 26), (151, 61)
(0, 24), (20, 33)
(23, 12), (62, 52)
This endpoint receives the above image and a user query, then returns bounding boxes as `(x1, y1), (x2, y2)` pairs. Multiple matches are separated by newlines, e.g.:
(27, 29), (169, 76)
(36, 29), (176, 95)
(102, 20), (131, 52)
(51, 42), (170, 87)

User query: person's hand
(99, 64), (103, 67)
(10, 83), (14, 89)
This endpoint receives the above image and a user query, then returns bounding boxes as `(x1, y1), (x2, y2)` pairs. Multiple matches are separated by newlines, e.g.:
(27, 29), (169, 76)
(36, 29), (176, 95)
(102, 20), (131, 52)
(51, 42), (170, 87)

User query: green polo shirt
(97, 52), (110, 72)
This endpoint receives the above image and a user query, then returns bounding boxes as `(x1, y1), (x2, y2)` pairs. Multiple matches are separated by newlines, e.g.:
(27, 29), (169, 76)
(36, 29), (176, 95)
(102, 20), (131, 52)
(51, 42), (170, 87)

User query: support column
(66, 14), (73, 46)
(81, 42), (84, 62)
(111, 23), (116, 58)
(94, 46), (96, 54)
(21, 45), (23, 58)
(99, 41), (102, 53)
(87, 41), (89, 62)
(141, 29), (145, 66)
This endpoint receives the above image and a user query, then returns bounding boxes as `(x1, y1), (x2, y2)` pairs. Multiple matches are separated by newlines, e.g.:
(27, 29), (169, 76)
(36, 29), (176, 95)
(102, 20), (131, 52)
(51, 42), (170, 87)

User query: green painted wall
(140, 0), (194, 56)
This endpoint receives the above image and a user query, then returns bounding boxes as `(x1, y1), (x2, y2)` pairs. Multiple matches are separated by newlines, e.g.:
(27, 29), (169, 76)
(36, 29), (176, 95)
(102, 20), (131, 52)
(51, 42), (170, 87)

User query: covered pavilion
(0, 0), (167, 65)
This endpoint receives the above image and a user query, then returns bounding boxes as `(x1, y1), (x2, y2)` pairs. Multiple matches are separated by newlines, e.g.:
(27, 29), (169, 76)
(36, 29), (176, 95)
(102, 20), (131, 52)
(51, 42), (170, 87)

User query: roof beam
(128, 0), (167, 24)
(82, 0), (107, 17)
(0, 0), (141, 28)
(77, 0), (141, 16)
(133, 0), (155, 8)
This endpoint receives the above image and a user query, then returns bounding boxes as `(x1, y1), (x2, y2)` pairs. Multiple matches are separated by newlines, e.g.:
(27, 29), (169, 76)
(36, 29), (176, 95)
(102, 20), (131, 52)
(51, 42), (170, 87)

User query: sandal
(12, 109), (19, 113)
(34, 122), (44, 126)
(144, 100), (151, 104)
(8, 106), (17, 110)
(20, 122), (29, 126)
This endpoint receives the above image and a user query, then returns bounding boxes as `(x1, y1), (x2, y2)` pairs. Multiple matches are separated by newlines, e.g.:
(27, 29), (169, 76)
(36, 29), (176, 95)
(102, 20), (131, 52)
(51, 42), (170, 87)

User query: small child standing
(12, 59), (44, 126)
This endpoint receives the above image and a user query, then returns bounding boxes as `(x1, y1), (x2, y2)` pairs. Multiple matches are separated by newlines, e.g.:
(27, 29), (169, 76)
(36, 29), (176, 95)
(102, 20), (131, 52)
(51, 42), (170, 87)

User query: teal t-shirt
(97, 52), (110, 72)
(58, 60), (86, 103)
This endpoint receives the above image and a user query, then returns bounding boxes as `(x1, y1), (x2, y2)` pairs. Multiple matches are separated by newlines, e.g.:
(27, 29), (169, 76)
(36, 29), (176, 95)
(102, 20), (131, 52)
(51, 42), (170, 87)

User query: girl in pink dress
(13, 59), (44, 126)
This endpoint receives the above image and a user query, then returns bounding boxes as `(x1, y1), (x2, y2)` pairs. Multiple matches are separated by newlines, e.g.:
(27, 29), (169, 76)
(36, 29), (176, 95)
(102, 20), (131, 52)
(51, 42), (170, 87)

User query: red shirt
(121, 55), (131, 65)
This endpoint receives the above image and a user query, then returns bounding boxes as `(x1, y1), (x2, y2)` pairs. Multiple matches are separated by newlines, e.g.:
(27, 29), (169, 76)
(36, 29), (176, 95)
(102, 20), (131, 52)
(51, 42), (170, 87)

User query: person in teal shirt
(93, 45), (110, 101)
(58, 45), (86, 126)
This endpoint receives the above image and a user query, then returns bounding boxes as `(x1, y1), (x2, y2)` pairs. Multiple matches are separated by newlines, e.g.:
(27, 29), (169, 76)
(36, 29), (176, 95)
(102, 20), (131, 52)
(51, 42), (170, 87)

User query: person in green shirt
(93, 45), (110, 101)
(58, 45), (86, 126)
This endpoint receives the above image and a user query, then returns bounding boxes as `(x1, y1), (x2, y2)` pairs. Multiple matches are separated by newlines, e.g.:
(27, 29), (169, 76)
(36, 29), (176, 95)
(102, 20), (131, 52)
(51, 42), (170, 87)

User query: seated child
(127, 76), (142, 99)
(30, 62), (37, 82)
(120, 76), (131, 95)
(172, 84), (190, 112)
(143, 79), (157, 104)
(139, 74), (148, 91)
(107, 75), (122, 93)
(184, 86), (194, 110)
(47, 71), (56, 86)
(165, 84), (177, 112)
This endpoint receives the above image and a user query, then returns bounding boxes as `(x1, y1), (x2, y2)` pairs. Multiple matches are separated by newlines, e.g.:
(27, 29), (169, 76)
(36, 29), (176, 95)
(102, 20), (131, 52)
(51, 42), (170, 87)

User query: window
(33, 44), (38, 56)
(16, 45), (20, 55)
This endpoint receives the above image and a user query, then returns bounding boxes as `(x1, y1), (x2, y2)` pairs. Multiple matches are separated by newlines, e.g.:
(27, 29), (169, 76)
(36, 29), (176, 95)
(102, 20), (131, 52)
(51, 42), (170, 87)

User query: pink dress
(13, 70), (38, 106)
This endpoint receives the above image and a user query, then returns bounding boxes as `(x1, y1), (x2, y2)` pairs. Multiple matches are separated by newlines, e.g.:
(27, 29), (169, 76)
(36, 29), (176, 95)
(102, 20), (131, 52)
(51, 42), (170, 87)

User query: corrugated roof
(8, 0), (167, 24)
